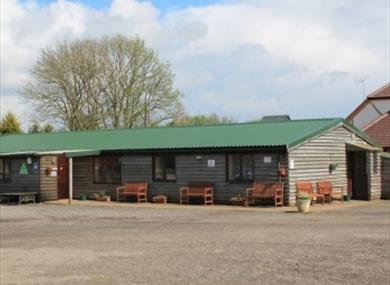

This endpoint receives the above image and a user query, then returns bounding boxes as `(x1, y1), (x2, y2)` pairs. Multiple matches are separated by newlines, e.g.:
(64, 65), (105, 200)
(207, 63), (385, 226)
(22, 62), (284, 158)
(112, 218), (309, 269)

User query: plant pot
(95, 196), (111, 202)
(231, 199), (245, 206)
(343, 194), (351, 201)
(153, 196), (167, 204)
(278, 168), (288, 177)
(296, 199), (311, 213)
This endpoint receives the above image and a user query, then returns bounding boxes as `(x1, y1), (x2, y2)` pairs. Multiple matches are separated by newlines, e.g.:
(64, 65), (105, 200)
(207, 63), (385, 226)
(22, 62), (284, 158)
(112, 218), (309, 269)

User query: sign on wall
(207, 159), (216, 167)
(19, 163), (28, 175)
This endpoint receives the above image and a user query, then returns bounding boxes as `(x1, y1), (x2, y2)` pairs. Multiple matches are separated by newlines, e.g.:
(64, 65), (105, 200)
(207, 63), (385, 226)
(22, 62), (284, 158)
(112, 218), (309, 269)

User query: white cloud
(0, 0), (388, 127)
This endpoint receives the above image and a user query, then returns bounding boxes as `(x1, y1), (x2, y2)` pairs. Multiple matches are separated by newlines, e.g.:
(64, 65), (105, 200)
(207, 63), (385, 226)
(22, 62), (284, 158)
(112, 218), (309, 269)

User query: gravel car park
(1, 201), (389, 285)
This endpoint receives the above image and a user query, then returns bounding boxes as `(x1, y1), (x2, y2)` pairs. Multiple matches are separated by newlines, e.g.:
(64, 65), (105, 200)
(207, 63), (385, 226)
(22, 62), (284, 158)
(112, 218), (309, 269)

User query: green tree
(23, 35), (183, 130)
(170, 113), (235, 126)
(0, 112), (22, 134)
(28, 121), (54, 133)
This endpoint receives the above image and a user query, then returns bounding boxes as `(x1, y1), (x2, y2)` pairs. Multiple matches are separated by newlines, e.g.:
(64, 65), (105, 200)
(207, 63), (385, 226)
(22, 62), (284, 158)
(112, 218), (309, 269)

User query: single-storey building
(0, 117), (383, 205)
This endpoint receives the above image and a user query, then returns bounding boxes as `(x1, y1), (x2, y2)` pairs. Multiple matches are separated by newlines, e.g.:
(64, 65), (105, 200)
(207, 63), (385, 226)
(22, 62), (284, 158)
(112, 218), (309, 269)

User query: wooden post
(69, 157), (73, 205)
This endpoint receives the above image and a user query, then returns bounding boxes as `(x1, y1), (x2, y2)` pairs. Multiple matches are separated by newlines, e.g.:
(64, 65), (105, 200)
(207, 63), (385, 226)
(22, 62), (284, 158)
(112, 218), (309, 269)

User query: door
(57, 155), (69, 199)
(347, 151), (369, 200)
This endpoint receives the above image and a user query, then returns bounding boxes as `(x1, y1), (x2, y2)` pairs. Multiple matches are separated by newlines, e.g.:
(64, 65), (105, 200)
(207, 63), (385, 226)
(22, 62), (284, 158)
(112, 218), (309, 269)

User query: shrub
(230, 194), (245, 201)
(297, 192), (311, 200)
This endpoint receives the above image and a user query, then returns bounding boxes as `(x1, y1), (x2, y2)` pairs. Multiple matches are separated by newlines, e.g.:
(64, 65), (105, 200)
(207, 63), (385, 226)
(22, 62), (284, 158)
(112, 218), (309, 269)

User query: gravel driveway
(1, 201), (389, 285)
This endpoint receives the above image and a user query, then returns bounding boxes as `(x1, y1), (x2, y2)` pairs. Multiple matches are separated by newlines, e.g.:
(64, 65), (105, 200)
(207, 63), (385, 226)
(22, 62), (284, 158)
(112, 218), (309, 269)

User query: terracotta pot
(153, 196), (167, 204)
(296, 199), (311, 213)
(95, 196), (111, 202)
(278, 168), (288, 177)
(231, 199), (245, 206)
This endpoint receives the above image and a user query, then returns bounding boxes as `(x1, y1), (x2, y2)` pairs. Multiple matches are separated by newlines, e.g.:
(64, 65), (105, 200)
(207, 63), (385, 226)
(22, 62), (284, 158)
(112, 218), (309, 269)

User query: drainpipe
(69, 157), (73, 205)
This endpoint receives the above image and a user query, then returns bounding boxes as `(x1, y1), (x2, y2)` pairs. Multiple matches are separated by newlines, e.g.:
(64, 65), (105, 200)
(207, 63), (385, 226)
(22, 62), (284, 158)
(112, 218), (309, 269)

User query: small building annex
(0, 117), (383, 205)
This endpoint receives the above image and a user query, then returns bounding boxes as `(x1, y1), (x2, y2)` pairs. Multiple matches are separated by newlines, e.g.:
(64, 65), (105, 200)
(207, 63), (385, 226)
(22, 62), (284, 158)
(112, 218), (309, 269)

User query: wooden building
(0, 118), (382, 205)
(347, 83), (390, 151)
(347, 83), (390, 198)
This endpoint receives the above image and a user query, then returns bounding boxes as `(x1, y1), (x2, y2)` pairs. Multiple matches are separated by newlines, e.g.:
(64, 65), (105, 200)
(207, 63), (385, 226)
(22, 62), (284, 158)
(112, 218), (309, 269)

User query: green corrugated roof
(0, 118), (380, 155)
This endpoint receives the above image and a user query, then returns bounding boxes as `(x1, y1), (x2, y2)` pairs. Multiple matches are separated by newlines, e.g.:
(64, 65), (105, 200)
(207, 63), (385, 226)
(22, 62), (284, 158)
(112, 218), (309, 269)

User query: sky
(1, 0), (389, 128)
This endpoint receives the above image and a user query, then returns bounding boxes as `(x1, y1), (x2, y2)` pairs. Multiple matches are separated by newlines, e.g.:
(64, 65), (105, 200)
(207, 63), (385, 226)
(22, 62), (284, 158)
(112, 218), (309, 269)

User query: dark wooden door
(349, 151), (369, 200)
(57, 155), (69, 199)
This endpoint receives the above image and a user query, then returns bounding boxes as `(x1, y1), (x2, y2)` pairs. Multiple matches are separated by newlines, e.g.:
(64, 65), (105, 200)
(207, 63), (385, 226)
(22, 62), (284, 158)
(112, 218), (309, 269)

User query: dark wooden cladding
(381, 156), (390, 199)
(73, 152), (286, 203)
(0, 157), (39, 194)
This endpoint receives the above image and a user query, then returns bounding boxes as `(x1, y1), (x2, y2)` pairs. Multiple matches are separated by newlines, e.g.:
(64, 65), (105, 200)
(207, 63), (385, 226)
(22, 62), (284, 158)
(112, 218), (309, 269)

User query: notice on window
(207, 159), (215, 167)
(264, 156), (272, 163)
(33, 162), (39, 174)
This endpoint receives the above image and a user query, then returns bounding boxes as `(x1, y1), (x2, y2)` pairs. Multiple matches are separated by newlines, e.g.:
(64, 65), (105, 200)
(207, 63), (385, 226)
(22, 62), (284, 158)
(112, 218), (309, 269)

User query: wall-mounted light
(195, 155), (202, 160)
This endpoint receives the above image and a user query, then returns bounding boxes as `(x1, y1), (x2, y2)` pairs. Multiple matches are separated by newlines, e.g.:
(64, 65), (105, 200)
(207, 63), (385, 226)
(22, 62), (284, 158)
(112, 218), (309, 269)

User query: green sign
(19, 162), (28, 175)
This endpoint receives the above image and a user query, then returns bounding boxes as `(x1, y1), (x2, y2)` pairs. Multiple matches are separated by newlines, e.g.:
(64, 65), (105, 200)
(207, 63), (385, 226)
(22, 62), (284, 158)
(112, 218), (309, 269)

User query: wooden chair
(295, 181), (325, 205)
(245, 182), (283, 207)
(179, 182), (214, 206)
(116, 181), (148, 203)
(316, 181), (332, 204)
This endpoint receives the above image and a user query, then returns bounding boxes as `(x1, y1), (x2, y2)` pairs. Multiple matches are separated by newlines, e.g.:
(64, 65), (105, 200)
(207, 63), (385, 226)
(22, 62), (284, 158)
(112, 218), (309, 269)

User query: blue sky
(1, 0), (389, 127)
(35, 0), (222, 10)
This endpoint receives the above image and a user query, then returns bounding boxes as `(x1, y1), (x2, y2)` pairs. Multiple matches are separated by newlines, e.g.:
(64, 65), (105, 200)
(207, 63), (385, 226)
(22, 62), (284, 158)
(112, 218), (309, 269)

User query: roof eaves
(342, 120), (382, 147)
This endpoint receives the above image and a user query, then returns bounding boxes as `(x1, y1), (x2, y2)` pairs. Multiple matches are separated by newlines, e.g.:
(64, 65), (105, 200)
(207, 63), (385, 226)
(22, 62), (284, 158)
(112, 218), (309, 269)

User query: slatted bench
(179, 182), (214, 206)
(245, 182), (283, 207)
(116, 182), (148, 203)
(0, 192), (37, 205)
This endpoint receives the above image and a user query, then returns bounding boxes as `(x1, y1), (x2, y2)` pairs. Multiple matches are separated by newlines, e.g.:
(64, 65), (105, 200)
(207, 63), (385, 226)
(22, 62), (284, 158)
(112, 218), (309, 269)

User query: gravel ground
(0, 201), (389, 285)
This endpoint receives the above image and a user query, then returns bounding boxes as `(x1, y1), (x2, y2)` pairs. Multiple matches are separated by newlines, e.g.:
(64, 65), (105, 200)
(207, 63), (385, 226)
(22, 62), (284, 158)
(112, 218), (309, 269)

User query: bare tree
(23, 35), (183, 130)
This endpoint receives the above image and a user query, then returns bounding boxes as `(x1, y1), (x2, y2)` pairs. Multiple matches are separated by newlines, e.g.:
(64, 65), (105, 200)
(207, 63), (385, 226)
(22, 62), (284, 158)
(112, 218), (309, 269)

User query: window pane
(94, 158), (103, 183)
(228, 154), (241, 181)
(165, 156), (176, 180)
(113, 158), (121, 183)
(4, 160), (11, 180)
(103, 158), (113, 183)
(242, 155), (253, 180)
(154, 156), (164, 179)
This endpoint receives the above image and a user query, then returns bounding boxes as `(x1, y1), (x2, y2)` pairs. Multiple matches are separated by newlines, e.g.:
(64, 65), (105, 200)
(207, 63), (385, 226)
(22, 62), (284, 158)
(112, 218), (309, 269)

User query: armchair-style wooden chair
(316, 181), (331, 204)
(296, 181), (325, 205)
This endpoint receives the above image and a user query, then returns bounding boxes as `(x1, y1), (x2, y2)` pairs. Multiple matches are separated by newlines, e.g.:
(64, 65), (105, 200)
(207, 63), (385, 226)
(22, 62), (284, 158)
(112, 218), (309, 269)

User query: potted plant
(79, 193), (87, 201)
(94, 191), (111, 202)
(278, 167), (288, 177)
(230, 194), (245, 206)
(152, 195), (167, 204)
(329, 163), (338, 173)
(343, 194), (352, 201)
(296, 192), (311, 213)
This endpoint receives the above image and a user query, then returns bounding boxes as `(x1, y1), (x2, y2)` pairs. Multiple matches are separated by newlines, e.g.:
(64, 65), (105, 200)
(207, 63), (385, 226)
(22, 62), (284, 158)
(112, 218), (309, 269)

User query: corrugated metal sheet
(0, 118), (379, 154)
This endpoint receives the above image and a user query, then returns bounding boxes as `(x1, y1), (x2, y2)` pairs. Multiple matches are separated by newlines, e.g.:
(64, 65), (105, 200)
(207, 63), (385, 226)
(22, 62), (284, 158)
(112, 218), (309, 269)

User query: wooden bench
(0, 192), (37, 205)
(245, 182), (283, 207)
(116, 182), (148, 203)
(180, 182), (214, 206)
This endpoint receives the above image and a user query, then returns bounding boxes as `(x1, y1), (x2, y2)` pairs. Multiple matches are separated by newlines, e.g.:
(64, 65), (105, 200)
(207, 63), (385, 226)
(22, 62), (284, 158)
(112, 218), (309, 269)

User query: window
(93, 156), (121, 184)
(0, 159), (11, 181)
(227, 154), (254, 182)
(153, 155), (176, 181)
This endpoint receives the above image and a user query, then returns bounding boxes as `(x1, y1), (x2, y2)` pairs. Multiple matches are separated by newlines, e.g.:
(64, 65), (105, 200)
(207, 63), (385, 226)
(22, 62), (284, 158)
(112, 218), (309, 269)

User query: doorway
(57, 155), (69, 199)
(347, 151), (369, 200)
